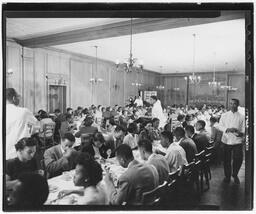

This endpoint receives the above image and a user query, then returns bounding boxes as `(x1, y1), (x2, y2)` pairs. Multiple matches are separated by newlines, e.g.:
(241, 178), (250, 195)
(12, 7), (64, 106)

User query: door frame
(47, 84), (67, 113)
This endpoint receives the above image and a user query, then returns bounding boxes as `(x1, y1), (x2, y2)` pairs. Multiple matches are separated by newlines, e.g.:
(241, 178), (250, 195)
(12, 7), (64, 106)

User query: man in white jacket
(150, 96), (166, 128)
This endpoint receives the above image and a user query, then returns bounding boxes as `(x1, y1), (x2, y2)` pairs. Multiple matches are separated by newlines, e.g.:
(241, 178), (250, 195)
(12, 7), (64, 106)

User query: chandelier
(184, 33), (201, 84)
(116, 18), (143, 73)
(208, 52), (221, 88)
(90, 45), (103, 84)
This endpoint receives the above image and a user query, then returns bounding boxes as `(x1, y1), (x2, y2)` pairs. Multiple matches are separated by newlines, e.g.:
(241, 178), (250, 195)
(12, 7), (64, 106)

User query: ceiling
(6, 17), (245, 74)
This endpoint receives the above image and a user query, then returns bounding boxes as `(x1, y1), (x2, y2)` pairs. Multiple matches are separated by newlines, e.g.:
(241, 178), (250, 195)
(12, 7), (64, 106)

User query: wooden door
(49, 85), (66, 113)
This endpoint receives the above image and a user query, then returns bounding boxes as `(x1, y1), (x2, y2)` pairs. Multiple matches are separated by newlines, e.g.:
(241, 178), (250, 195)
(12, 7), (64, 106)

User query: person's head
(195, 120), (206, 131)
(73, 152), (102, 188)
(77, 106), (83, 114)
(40, 110), (48, 119)
(92, 132), (105, 148)
(54, 109), (61, 116)
(164, 123), (172, 132)
(115, 144), (134, 168)
(10, 173), (48, 208)
(65, 113), (73, 123)
(185, 125), (195, 138)
(66, 107), (73, 115)
(60, 133), (75, 152)
(185, 114), (193, 124)
(152, 118), (160, 129)
(150, 96), (158, 105)
(209, 116), (218, 127)
(160, 131), (173, 148)
(177, 114), (185, 122)
(230, 98), (239, 112)
(127, 122), (138, 134)
(83, 116), (94, 127)
(6, 88), (20, 105)
(173, 127), (186, 141)
(114, 125), (126, 139)
(15, 138), (37, 162)
(138, 139), (153, 161)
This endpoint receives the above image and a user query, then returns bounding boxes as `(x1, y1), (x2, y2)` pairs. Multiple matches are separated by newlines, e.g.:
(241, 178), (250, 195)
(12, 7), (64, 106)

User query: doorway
(49, 85), (66, 113)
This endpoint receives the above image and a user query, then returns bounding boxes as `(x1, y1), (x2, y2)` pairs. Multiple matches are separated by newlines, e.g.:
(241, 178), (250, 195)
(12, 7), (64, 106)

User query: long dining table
(45, 142), (166, 205)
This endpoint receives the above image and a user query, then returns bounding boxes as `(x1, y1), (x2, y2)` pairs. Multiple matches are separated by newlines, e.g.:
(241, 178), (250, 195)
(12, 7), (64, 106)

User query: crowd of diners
(5, 88), (245, 209)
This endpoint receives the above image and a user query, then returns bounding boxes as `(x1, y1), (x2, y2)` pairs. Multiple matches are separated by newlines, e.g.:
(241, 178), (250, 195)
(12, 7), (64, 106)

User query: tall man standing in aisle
(150, 96), (166, 129)
(6, 88), (38, 160)
(219, 99), (245, 184)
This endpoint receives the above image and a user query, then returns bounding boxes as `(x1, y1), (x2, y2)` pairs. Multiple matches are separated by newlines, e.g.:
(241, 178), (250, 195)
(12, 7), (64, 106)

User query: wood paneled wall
(6, 41), (160, 113)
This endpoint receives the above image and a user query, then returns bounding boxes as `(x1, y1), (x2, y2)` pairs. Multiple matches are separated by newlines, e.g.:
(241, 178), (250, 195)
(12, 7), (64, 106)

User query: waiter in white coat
(150, 96), (166, 128)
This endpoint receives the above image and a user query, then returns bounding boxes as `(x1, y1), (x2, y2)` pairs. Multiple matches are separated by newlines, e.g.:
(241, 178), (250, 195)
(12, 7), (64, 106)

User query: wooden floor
(199, 160), (246, 210)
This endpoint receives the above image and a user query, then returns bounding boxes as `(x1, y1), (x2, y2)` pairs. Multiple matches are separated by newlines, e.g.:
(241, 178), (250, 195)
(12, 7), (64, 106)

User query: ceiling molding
(15, 11), (244, 48)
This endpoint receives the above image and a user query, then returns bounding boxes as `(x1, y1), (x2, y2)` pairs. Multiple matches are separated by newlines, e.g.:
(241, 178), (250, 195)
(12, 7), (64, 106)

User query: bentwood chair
(142, 181), (168, 205)
(40, 123), (56, 150)
(194, 150), (206, 192)
(204, 146), (214, 190)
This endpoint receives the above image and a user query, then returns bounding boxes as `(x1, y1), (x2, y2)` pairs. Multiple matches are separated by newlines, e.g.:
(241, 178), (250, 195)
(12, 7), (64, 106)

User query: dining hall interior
(3, 5), (253, 211)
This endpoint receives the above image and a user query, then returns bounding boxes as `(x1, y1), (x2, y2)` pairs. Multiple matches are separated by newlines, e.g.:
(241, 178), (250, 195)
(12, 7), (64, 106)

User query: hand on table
(58, 190), (72, 199)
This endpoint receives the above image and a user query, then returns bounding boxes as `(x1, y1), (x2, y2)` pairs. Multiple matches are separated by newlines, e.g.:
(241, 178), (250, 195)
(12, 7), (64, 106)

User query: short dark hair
(92, 132), (105, 144)
(15, 172), (49, 208)
(197, 120), (206, 129)
(15, 137), (37, 151)
(185, 125), (195, 134)
(66, 107), (73, 112)
(150, 95), (157, 101)
(177, 114), (185, 122)
(152, 118), (160, 123)
(160, 131), (173, 143)
(231, 98), (240, 106)
(210, 116), (218, 123)
(75, 152), (103, 186)
(173, 127), (186, 138)
(65, 113), (72, 120)
(127, 122), (137, 133)
(61, 133), (75, 142)
(54, 109), (61, 113)
(83, 116), (93, 127)
(138, 139), (153, 153)
(185, 114), (192, 121)
(115, 125), (126, 133)
(6, 88), (18, 102)
(115, 144), (134, 160)
(40, 110), (48, 119)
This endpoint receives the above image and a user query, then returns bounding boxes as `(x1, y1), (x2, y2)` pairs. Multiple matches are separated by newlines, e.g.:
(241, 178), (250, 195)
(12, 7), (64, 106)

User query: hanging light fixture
(184, 33), (201, 84)
(116, 18), (143, 73)
(90, 45), (103, 84)
(208, 52), (221, 88)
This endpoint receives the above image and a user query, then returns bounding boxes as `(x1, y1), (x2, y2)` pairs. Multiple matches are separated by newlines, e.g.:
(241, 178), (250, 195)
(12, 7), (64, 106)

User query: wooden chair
(203, 146), (214, 190)
(168, 167), (181, 183)
(142, 181), (168, 205)
(166, 179), (178, 208)
(194, 150), (206, 192)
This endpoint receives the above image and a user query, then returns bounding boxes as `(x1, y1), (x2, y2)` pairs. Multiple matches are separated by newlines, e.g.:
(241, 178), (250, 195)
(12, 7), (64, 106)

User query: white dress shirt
(218, 110), (245, 145)
(152, 100), (166, 128)
(165, 142), (187, 172)
(6, 104), (38, 159)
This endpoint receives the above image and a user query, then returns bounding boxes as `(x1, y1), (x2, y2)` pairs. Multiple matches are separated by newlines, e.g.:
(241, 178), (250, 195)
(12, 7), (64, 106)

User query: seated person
(7, 172), (49, 209)
(82, 132), (111, 159)
(60, 114), (76, 137)
(44, 133), (77, 178)
(138, 139), (170, 184)
(149, 118), (161, 141)
(57, 152), (107, 205)
(160, 131), (187, 172)
(123, 122), (139, 150)
(195, 120), (211, 141)
(104, 144), (159, 205)
(6, 137), (38, 185)
(174, 127), (198, 163)
(38, 110), (55, 138)
(185, 125), (208, 153)
(106, 125), (126, 156)
(75, 116), (98, 138)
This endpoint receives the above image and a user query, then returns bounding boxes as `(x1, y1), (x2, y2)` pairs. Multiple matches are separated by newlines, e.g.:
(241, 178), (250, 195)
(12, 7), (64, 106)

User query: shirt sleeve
(218, 114), (227, 133)
(240, 115), (245, 134)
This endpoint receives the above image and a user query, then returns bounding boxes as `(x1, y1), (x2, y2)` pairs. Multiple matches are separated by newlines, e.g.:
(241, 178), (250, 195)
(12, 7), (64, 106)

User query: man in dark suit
(174, 127), (198, 163)
(104, 144), (159, 205)
(138, 139), (170, 184)
(185, 125), (208, 153)
(44, 133), (77, 178)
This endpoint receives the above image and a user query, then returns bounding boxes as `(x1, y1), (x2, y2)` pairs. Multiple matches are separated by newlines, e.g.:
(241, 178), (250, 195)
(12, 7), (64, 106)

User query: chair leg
(204, 168), (210, 191)
(200, 170), (204, 193)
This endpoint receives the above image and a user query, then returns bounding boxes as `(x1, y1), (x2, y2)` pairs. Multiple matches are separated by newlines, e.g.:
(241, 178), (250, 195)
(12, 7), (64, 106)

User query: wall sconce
(89, 78), (103, 84)
(156, 85), (165, 90)
(7, 68), (13, 76)
(132, 82), (142, 87)
(173, 88), (180, 91)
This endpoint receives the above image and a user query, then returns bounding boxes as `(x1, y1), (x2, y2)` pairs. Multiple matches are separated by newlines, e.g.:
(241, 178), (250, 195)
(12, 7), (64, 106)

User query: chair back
(181, 161), (195, 182)
(142, 181), (168, 205)
(168, 167), (181, 182)
(205, 146), (214, 163)
(194, 150), (205, 162)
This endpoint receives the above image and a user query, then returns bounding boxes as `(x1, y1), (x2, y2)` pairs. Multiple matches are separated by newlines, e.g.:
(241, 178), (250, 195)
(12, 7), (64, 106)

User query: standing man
(6, 88), (38, 160)
(150, 96), (166, 128)
(219, 99), (245, 184)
